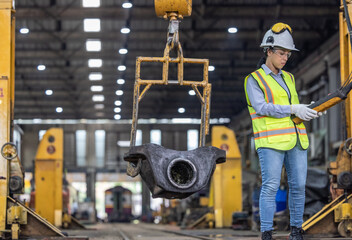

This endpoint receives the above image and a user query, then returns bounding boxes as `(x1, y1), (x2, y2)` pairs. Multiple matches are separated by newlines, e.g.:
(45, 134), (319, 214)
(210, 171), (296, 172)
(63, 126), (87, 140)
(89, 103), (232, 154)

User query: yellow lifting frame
(0, 0), (15, 235)
(130, 6), (211, 148)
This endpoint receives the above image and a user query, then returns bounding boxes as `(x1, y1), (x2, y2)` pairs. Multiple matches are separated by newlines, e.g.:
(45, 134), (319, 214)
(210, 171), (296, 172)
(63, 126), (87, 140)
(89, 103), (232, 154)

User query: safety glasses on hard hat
(271, 23), (292, 34)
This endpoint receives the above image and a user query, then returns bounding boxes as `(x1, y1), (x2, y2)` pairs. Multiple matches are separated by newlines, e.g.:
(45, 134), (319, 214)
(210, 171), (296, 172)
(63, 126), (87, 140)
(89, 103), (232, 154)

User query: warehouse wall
(19, 123), (210, 172)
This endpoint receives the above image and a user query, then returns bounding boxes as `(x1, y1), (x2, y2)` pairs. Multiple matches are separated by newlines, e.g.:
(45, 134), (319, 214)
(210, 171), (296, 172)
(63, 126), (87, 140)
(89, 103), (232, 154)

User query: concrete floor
(63, 222), (352, 240)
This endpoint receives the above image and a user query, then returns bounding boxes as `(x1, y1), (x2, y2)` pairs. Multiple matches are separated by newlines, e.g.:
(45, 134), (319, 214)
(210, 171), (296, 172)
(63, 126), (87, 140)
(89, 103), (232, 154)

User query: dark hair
(256, 56), (266, 69)
(256, 47), (272, 69)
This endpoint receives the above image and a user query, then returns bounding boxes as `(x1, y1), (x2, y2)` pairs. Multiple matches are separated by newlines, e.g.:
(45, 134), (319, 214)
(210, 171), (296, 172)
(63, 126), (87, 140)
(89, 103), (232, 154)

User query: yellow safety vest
(244, 68), (309, 151)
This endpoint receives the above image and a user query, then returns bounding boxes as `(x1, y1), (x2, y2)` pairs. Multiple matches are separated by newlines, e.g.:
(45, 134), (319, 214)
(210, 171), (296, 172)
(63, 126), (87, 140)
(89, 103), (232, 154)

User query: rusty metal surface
(124, 143), (225, 199)
(130, 15), (211, 149)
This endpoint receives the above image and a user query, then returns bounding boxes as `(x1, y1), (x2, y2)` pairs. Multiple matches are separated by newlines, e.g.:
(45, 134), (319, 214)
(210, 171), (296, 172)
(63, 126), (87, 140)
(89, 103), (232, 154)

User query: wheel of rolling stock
(338, 220), (352, 237)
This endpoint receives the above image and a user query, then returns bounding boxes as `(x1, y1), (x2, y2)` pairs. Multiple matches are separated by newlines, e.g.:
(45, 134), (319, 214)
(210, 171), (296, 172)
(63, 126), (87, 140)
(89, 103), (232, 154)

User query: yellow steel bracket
(7, 206), (27, 240)
(127, 0), (211, 176)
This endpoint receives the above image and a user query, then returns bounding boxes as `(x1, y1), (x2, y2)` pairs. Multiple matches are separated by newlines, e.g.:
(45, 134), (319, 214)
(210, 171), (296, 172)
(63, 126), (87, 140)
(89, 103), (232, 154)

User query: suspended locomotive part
(124, 0), (225, 199)
(125, 144), (225, 199)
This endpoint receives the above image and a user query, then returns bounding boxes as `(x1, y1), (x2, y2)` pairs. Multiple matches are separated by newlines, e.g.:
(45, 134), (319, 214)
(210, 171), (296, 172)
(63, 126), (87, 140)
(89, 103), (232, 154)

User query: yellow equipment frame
(209, 126), (242, 228)
(302, 1), (352, 237)
(0, 0), (17, 236)
(0, 2), (78, 239)
(35, 128), (64, 227)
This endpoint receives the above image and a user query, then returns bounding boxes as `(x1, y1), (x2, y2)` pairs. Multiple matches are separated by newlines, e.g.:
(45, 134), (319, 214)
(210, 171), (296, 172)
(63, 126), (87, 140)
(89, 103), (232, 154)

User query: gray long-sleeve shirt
(245, 64), (292, 118)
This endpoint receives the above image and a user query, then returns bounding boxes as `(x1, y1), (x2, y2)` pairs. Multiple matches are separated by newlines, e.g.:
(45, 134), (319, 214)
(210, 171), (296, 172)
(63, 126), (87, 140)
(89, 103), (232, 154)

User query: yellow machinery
(0, 2), (69, 239)
(35, 128), (64, 227)
(186, 126), (242, 229)
(302, 0), (352, 237)
(209, 126), (242, 228)
(35, 128), (86, 229)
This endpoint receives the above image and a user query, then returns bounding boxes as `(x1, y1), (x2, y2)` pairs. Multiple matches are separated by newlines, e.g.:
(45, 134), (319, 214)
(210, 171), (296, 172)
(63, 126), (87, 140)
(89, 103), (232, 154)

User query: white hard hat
(260, 23), (299, 51)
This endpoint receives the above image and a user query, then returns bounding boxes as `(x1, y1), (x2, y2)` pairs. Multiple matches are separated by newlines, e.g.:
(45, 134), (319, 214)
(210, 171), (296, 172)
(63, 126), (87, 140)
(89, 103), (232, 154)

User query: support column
(86, 168), (96, 221)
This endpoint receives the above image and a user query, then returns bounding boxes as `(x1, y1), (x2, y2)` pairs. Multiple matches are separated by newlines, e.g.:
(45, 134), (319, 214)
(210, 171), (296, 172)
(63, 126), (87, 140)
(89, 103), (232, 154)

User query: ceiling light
(56, 107), (63, 113)
(119, 48), (128, 54)
(83, 0), (100, 7)
(90, 85), (103, 92)
(20, 28), (29, 34)
(208, 66), (215, 71)
(118, 65), (126, 71)
(37, 65), (46, 71)
(117, 79), (125, 84)
(114, 114), (121, 120)
(88, 59), (102, 68)
(89, 72), (102, 81)
(228, 27), (238, 33)
(121, 27), (130, 34)
(92, 95), (104, 102)
(96, 112), (105, 117)
(178, 107), (185, 113)
(114, 100), (122, 106)
(86, 40), (101, 51)
(94, 104), (104, 109)
(84, 18), (101, 32)
(45, 89), (53, 96)
(188, 90), (195, 96)
(122, 2), (133, 8)
(115, 90), (123, 96)
(114, 107), (121, 113)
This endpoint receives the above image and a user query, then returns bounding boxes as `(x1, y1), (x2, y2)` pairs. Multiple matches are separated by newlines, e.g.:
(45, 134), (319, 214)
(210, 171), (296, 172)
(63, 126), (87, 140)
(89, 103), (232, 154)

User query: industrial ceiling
(14, 0), (339, 121)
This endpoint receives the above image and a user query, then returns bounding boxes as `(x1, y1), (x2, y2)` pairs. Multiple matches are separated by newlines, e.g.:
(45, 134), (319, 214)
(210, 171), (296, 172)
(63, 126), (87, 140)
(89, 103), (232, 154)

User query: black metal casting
(124, 143), (226, 199)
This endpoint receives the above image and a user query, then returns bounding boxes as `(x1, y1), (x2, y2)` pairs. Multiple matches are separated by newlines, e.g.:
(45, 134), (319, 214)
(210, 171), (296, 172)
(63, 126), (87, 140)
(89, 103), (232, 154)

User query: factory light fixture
(122, 2), (133, 8)
(178, 107), (185, 113)
(114, 100), (122, 106)
(89, 72), (103, 81)
(115, 90), (124, 96)
(120, 27), (130, 34)
(56, 107), (63, 113)
(90, 85), (103, 92)
(88, 59), (103, 68)
(119, 48), (128, 54)
(20, 28), (29, 34)
(208, 66), (215, 71)
(188, 90), (195, 96)
(92, 95), (105, 102)
(228, 27), (238, 33)
(45, 89), (53, 96)
(82, 0), (100, 7)
(84, 18), (101, 32)
(86, 40), (101, 51)
(37, 65), (46, 71)
(114, 107), (121, 113)
(114, 114), (121, 120)
(118, 65), (126, 71)
(117, 79), (125, 85)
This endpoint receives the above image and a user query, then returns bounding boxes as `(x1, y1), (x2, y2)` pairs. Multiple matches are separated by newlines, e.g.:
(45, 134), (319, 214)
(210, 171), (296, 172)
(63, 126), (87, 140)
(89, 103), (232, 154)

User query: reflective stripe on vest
(253, 70), (275, 104)
(254, 127), (296, 140)
(250, 112), (266, 120)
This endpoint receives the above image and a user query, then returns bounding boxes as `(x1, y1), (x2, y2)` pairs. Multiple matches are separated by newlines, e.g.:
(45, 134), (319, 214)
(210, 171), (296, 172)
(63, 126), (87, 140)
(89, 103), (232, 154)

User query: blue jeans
(257, 144), (307, 232)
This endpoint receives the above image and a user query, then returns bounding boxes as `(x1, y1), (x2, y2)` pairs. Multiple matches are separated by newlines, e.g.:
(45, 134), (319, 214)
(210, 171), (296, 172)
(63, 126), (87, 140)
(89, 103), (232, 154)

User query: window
(136, 130), (142, 146)
(150, 130), (161, 145)
(76, 130), (87, 166)
(187, 129), (198, 150)
(39, 130), (46, 140)
(95, 130), (105, 167)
